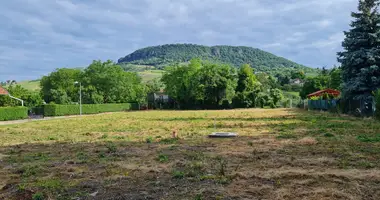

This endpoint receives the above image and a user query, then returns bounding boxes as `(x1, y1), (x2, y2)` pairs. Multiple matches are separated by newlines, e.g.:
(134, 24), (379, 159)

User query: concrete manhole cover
(208, 132), (238, 138)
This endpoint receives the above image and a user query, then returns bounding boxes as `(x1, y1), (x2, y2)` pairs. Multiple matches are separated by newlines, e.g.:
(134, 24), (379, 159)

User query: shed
(307, 89), (340, 99)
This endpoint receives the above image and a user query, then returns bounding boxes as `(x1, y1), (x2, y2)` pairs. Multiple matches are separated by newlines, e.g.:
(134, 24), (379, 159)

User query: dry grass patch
(0, 108), (380, 199)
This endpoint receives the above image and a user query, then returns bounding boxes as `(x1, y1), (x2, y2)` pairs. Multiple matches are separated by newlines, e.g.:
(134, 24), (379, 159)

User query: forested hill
(118, 44), (315, 73)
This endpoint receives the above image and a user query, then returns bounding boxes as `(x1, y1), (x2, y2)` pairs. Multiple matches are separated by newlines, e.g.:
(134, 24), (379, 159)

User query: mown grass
(0, 109), (380, 199)
(16, 80), (41, 91)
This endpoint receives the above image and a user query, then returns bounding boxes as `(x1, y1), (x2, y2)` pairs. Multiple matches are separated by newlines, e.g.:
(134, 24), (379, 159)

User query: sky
(0, 0), (358, 81)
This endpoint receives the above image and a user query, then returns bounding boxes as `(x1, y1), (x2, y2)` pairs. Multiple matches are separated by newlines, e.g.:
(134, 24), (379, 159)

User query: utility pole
(74, 81), (82, 116)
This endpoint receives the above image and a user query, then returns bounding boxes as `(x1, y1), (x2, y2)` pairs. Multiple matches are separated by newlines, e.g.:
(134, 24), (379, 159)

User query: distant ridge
(118, 44), (316, 73)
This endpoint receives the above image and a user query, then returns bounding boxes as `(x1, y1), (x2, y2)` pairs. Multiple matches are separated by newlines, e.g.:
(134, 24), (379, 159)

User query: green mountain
(117, 44), (316, 74)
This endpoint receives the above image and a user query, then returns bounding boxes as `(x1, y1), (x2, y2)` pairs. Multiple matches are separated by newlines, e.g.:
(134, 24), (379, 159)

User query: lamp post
(74, 81), (82, 116)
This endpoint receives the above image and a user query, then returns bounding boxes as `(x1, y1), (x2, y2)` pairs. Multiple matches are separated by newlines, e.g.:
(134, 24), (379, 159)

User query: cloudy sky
(1, 0), (358, 81)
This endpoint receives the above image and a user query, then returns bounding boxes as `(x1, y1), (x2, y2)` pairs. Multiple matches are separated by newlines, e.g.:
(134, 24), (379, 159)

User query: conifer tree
(338, 0), (380, 100)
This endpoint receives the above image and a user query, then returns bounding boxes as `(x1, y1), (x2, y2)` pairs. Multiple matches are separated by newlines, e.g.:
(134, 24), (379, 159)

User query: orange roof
(307, 89), (340, 98)
(0, 86), (9, 95)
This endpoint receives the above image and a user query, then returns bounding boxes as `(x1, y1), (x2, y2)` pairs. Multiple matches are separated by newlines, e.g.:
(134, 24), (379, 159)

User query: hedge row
(43, 103), (138, 116)
(0, 107), (28, 121)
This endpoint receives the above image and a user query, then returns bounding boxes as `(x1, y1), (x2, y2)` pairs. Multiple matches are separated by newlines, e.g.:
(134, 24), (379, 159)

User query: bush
(0, 107), (28, 121)
(43, 103), (137, 116)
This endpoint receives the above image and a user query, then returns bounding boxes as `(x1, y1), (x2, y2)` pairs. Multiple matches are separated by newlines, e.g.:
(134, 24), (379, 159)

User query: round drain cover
(208, 132), (238, 138)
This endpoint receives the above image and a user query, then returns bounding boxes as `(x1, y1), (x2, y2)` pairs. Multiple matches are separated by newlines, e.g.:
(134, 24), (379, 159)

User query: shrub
(43, 103), (137, 116)
(157, 154), (169, 163)
(0, 107), (28, 121)
(32, 192), (44, 200)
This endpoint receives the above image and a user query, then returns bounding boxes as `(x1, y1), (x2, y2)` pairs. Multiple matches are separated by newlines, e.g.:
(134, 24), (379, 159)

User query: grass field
(138, 69), (164, 82)
(16, 80), (41, 91)
(0, 109), (380, 199)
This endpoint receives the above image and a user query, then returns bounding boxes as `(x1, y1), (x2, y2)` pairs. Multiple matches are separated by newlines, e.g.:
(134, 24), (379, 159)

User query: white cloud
(0, 0), (359, 80)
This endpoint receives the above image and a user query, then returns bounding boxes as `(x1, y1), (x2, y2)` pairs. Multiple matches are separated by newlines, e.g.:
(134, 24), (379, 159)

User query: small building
(307, 89), (341, 111)
(307, 89), (340, 99)
(147, 90), (174, 109)
(290, 78), (304, 85)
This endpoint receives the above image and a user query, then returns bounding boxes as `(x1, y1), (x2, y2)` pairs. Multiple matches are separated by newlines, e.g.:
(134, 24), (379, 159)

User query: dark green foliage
(255, 92), (271, 108)
(324, 133), (335, 137)
(32, 192), (44, 200)
(233, 64), (261, 108)
(337, 0), (380, 100)
(162, 59), (237, 109)
(357, 134), (380, 142)
(40, 68), (81, 104)
(0, 107), (28, 121)
(157, 154), (169, 162)
(40, 60), (147, 105)
(269, 89), (283, 106)
(300, 75), (330, 99)
(146, 137), (153, 143)
(299, 67), (343, 99)
(82, 60), (147, 104)
(329, 67), (342, 90)
(291, 70), (306, 80)
(43, 103), (135, 116)
(118, 44), (316, 74)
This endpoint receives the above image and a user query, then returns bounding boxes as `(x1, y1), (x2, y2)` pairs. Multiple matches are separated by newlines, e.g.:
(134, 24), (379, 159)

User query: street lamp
(74, 81), (82, 115)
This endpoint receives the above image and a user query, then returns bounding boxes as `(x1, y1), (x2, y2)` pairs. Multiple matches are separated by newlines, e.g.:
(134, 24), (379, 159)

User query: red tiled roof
(307, 89), (340, 98)
(0, 86), (9, 95)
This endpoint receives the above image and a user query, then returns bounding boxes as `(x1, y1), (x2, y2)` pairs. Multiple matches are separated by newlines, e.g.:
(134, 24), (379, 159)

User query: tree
(276, 74), (291, 86)
(82, 60), (147, 104)
(234, 64), (261, 108)
(146, 78), (163, 93)
(269, 88), (283, 107)
(321, 67), (329, 76)
(41, 60), (147, 104)
(299, 76), (329, 99)
(40, 68), (82, 103)
(257, 73), (276, 91)
(337, 0), (380, 100)
(255, 92), (271, 108)
(291, 70), (306, 80)
(161, 59), (237, 109)
(329, 67), (342, 90)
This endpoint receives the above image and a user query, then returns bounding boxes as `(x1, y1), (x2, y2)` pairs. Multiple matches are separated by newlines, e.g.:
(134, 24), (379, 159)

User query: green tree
(299, 76), (329, 99)
(329, 67), (342, 90)
(41, 60), (147, 104)
(255, 92), (271, 108)
(161, 59), (237, 109)
(269, 88), (283, 107)
(146, 78), (163, 93)
(291, 70), (306, 80)
(40, 68), (82, 104)
(82, 60), (146, 104)
(337, 0), (380, 100)
(234, 64), (261, 107)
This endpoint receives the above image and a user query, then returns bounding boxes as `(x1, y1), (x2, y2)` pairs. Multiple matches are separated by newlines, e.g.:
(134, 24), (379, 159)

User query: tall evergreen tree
(338, 0), (380, 100)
